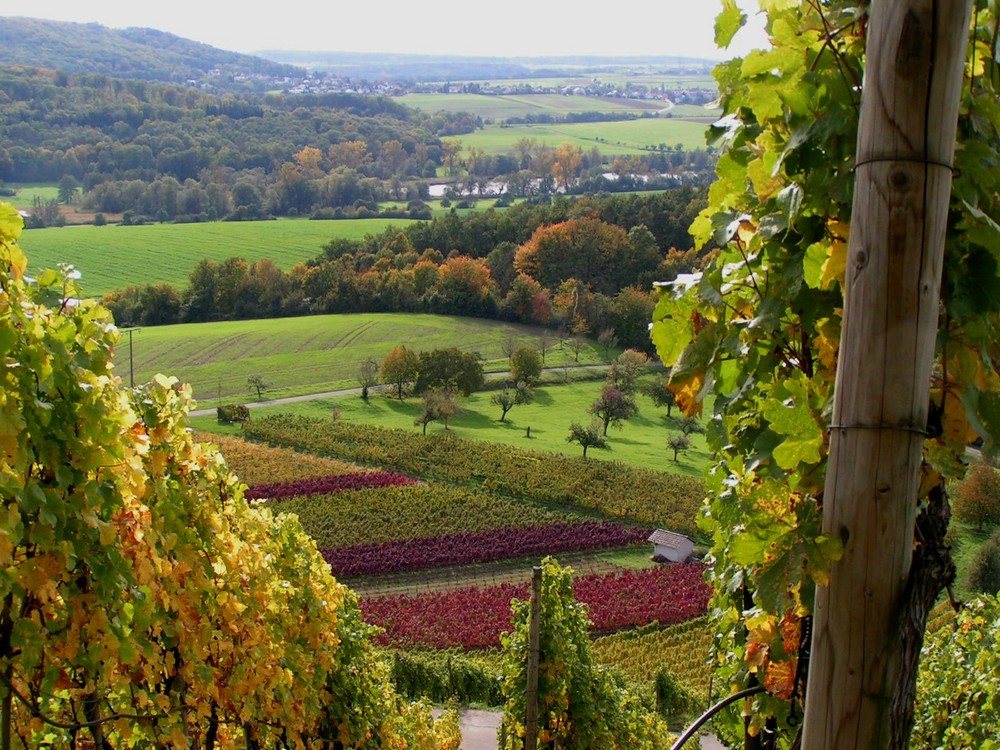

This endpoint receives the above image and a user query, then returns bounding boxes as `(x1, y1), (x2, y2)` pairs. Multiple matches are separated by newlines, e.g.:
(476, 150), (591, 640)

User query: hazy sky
(14, 1), (769, 60)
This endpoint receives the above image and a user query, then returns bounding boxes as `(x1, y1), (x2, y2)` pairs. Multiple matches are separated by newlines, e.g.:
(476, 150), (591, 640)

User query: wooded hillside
(0, 16), (302, 85)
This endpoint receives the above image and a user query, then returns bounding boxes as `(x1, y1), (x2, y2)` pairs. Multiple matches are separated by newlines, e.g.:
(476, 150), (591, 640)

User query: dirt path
(432, 708), (728, 749)
(449, 709), (502, 750)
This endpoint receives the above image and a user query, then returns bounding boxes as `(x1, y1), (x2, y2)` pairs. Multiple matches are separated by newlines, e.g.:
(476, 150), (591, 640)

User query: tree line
(101, 189), (709, 352)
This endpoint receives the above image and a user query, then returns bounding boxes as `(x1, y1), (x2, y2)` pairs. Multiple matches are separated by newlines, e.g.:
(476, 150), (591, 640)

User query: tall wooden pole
(525, 566), (541, 750)
(801, 2), (971, 749)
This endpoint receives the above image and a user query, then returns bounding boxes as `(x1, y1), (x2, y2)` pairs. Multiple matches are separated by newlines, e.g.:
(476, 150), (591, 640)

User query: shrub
(952, 462), (1000, 531)
(217, 404), (250, 424)
(654, 669), (694, 718)
(967, 529), (1000, 595)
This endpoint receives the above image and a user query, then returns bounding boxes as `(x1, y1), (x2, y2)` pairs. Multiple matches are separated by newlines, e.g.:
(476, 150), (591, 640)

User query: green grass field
(16, 218), (418, 296)
(455, 119), (713, 156)
(4, 183), (60, 209)
(123, 312), (607, 407)
(398, 93), (665, 120)
(191, 375), (711, 476)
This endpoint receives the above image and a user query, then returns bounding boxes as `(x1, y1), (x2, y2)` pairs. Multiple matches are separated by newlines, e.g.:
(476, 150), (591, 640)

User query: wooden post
(801, 2), (971, 749)
(525, 566), (542, 750)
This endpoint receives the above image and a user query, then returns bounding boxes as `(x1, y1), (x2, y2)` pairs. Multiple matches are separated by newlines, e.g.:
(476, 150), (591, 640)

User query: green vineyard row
(275, 482), (578, 548)
(243, 415), (706, 536)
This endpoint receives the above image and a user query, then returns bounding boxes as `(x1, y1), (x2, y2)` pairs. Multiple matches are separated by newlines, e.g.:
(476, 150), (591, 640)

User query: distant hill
(255, 50), (718, 82)
(0, 16), (304, 88)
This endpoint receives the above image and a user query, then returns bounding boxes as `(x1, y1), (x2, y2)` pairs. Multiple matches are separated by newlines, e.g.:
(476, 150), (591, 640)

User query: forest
(0, 16), (303, 86)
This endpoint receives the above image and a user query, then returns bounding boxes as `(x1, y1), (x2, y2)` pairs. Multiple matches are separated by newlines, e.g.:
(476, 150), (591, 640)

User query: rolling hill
(0, 16), (303, 86)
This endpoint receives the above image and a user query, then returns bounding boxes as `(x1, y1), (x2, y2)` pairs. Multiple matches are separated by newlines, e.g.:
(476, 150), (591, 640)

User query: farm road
(432, 709), (501, 750)
(188, 365), (610, 418)
(429, 708), (726, 750)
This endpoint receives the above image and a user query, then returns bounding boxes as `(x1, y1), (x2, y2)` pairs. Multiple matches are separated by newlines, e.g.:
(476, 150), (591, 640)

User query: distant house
(648, 529), (694, 563)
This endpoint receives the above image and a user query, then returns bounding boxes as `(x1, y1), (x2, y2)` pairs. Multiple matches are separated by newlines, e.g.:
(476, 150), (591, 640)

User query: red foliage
(360, 563), (710, 649)
(322, 521), (650, 577)
(245, 471), (417, 500)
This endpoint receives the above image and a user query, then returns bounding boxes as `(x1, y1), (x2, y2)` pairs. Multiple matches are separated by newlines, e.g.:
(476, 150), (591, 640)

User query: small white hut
(648, 529), (694, 563)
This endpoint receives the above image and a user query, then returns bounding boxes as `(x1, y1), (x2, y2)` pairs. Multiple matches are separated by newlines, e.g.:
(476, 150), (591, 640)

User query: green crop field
(191, 375), (710, 477)
(121, 312), (606, 407)
(16, 218), (419, 296)
(455, 118), (713, 156)
(398, 93), (664, 120)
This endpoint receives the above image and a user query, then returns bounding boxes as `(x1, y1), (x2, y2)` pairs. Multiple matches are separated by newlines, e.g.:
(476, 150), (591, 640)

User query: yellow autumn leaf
(763, 657), (797, 699)
(942, 390), (977, 444)
(671, 374), (704, 418)
(813, 319), (840, 377)
(821, 236), (848, 289)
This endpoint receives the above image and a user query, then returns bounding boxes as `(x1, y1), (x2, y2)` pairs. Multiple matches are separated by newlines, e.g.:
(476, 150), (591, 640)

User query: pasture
(398, 93), (665, 120)
(4, 183), (60, 208)
(16, 217), (418, 296)
(122, 312), (605, 406)
(455, 118), (714, 156)
(195, 375), (711, 477)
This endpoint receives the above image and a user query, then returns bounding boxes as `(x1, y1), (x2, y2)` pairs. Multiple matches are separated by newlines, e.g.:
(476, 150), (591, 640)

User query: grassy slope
(191, 375), (711, 477)
(16, 217), (418, 296)
(127, 312), (607, 406)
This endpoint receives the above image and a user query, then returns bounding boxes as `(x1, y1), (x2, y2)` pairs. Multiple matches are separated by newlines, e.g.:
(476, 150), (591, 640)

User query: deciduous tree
(510, 345), (543, 385)
(414, 347), (484, 397)
(566, 421), (609, 459)
(606, 349), (649, 395)
(491, 382), (534, 422)
(414, 388), (458, 434)
(551, 142), (583, 192)
(381, 345), (419, 399)
(589, 384), (638, 436)
(247, 373), (271, 400)
(952, 462), (1000, 531)
(667, 434), (690, 462)
(358, 356), (379, 400)
(645, 373), (676, 417)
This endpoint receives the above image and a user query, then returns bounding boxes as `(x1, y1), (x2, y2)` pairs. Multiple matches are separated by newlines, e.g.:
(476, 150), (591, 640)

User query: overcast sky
(13, 1), (769, 60)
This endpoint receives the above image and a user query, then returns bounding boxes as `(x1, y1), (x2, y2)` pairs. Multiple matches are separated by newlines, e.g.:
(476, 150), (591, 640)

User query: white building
(648, 529), (694, 563)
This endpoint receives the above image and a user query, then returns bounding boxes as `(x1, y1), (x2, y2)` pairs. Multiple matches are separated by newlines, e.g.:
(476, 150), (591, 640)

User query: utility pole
(120, 327), (140, 388)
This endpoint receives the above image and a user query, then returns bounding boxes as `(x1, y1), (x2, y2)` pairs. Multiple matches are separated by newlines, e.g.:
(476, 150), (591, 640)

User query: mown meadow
(16, 217), (421, 296)
(118, 312), (607, 405)
(456, 118), (715, 156)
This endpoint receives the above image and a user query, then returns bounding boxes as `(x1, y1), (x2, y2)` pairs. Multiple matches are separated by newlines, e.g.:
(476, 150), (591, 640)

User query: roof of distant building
(647, 529), (692, 548)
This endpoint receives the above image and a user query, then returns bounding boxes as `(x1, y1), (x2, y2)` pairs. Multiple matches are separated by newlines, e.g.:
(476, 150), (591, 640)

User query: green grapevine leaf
(715, 0), (746, 48)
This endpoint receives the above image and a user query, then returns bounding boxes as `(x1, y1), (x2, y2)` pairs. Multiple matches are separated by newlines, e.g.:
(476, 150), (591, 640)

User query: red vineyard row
(321, 521), (651, 577)
(361, 562), (711, 649)
(245, 471), (418, 500)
